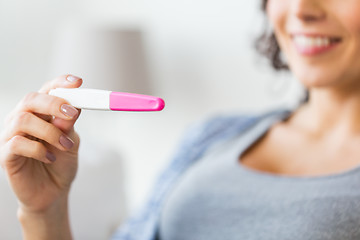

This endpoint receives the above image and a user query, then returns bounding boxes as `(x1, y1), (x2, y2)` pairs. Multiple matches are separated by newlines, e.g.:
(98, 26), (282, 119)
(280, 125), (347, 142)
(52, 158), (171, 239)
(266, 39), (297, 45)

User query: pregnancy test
(49, 88), (165, 111)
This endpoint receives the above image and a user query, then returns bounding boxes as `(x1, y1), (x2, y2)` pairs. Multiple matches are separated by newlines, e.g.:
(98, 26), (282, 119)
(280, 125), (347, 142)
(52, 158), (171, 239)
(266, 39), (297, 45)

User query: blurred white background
(0, 0), (303, 239)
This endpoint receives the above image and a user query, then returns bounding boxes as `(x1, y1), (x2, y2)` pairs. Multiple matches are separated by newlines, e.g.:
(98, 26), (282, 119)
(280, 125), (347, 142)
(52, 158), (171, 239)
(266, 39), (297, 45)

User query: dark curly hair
(256, 0), (310, 102)
(255, 0), (289, 71)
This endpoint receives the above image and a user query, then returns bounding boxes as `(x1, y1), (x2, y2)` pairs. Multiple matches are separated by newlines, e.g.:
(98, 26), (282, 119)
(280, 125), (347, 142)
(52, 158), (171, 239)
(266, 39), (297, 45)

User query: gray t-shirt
(158, 112), (360, 240)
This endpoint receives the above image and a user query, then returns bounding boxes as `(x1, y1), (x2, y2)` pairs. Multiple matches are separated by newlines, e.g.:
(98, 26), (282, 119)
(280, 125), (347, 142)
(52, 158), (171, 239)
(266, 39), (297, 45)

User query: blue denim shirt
(111, 108), (291, 240)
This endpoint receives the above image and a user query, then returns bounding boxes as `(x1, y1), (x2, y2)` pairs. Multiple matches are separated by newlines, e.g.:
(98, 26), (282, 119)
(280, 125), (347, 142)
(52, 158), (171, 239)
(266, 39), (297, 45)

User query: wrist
(17, 194), (72, 240)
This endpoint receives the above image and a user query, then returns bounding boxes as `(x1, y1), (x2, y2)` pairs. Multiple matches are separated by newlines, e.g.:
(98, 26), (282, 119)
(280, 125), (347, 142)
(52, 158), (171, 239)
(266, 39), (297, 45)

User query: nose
(292, 0), (326, 23)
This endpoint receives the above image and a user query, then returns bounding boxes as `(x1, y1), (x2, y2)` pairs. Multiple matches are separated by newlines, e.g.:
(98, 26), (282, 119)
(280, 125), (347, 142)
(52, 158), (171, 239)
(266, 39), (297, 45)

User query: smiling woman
(267, 0), (360, 90)
(156, 1), (360, 239)
(2, 1), (360, 240)
(243, 0), (360, 181)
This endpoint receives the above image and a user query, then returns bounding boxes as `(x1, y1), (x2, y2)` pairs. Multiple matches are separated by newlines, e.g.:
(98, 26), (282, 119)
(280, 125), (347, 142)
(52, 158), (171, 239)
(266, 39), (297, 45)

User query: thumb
(38, 74), (83, 94)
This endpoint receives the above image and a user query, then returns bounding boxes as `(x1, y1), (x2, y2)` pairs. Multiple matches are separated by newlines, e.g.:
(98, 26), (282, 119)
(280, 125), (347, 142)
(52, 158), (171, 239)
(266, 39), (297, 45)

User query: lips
(291, 34), (342, 56)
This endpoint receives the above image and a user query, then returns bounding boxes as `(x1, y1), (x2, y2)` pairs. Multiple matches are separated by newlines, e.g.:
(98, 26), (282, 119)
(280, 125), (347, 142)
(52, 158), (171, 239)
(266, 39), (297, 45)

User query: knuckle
(39, 79), (58, 93)
(42, 124), (53, 136)
(14, 112), (31, 127)
(39, 75), (72, 94)
(23, 92), (37, 103)
(7, 136), (23, 153)
(21, 92), (38, 109)
(3, 113), (28, 142)
(31, 141), (45, 158)
(42, 124), (58, 143)
(48, 96), (62, 112)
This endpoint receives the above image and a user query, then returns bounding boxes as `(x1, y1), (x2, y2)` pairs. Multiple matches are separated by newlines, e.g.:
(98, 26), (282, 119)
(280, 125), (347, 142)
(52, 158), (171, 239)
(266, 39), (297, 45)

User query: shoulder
(183, 107), (292, 147)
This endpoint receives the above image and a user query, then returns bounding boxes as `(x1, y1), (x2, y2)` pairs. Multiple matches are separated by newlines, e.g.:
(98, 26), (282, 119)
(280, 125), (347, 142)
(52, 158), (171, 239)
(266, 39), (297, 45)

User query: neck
(293, 86), (360, 138)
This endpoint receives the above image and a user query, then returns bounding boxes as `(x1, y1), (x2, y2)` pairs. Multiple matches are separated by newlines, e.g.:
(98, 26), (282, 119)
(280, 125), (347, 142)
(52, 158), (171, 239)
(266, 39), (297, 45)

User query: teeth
(293, 35), (333, 48)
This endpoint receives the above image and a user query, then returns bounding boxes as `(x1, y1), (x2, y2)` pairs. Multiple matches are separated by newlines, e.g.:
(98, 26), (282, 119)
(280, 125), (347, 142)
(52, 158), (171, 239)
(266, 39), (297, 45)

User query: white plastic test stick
(49, 88), (165, 111)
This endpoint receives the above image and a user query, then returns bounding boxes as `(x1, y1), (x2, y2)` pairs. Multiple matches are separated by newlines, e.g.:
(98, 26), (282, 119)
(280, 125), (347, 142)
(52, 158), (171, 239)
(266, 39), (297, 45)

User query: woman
(2, 0), (360, 239)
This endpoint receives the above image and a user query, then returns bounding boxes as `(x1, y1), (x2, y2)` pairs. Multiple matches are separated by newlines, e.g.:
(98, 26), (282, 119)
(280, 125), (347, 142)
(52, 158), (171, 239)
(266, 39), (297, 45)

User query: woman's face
(267, 0), (360, 91)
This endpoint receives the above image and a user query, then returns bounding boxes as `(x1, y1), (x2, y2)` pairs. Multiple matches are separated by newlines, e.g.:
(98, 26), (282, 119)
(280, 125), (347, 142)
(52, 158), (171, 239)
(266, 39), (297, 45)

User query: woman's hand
(0, 75), (83, 239)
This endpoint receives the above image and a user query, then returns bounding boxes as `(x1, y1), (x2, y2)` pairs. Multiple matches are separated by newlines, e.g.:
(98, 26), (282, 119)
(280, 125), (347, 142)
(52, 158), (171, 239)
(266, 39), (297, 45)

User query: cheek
(266, 0), (290, 60)
(266, 0), (287, 29)
(336, 3), (360, 39)
(338, 7), (360, 69)
(347, 20), (360, 42)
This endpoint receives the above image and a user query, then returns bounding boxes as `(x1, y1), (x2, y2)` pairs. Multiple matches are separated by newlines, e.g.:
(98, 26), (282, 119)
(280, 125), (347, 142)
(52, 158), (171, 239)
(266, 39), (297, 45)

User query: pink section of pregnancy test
(109, 92), (165, 111)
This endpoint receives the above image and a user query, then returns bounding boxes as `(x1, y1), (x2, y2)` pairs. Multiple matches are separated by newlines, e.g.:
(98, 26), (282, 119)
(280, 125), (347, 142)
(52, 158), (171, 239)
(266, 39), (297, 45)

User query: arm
(0, 75), (83, 240)
(17, 194), (71, 240)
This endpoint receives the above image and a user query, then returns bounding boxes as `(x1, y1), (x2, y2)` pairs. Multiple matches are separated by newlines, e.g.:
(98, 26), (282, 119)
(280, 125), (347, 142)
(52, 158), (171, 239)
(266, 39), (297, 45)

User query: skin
(241, 0), (360, 176)
(0, 75), (82, 239)
(3, 0), (360, 239)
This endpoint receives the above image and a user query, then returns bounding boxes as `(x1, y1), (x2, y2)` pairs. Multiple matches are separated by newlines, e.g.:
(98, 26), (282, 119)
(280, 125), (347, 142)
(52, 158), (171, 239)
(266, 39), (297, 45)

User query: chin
(290, 63), (345, 89)
(300, 79), (337, 89)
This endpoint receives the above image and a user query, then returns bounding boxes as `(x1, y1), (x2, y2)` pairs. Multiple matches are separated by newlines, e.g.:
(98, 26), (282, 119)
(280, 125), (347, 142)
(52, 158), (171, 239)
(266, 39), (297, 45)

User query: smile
(292, 34), (342, 56)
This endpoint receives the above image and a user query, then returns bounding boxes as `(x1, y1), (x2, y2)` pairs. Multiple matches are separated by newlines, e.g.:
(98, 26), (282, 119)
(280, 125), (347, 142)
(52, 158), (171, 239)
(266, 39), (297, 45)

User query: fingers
(38, 74), (82, 94)
(7, 92), (80, 125)
(51, 108), (81, 133)
(1, 135), (56, 166)
(4, 74), (82, 126)
(4, 112), (74, 152)
(0, 74), (83, 168)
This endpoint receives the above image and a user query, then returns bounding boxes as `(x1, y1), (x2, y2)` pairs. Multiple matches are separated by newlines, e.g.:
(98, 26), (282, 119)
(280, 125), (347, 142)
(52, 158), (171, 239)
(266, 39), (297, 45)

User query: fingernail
(66, 75), (81, 82)
(46, 151), (56, 162)
(61, 104), (78, 118)
(60, 135), (74, 150)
